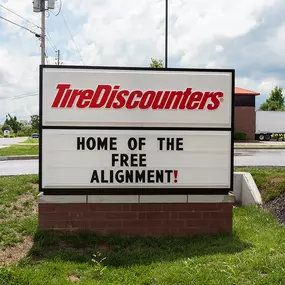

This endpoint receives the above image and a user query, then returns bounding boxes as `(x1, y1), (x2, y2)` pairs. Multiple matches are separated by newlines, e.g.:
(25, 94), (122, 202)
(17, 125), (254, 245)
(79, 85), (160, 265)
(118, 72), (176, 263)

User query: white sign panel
(42, 129), (231, 189)
(42, 68), (233, 128)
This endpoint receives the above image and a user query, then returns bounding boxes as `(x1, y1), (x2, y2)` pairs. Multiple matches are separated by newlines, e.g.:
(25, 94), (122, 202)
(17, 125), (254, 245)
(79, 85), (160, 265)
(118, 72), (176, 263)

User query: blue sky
(0, 0), (284, 122)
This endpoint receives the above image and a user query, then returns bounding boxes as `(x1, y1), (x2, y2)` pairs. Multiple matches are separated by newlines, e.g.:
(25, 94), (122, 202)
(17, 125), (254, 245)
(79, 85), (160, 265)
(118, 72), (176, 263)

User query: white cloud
(0, 0), (284, 122)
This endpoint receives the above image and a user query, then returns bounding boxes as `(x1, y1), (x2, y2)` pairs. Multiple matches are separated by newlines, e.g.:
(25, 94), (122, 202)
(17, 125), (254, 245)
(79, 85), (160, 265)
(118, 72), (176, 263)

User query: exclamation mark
(174, 170), (178, 183)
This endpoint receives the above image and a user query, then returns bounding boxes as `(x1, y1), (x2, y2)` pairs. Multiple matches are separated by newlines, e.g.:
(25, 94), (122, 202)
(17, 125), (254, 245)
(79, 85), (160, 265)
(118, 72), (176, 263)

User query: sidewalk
(235, 141), (285, 149)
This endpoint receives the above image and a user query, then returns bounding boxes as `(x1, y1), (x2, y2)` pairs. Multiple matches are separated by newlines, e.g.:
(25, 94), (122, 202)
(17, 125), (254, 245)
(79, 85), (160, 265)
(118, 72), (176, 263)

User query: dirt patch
(0, 193), (38, 222)
(0, 236), (34, 266)
(68, 274), (80, 282)
(264, 192), (285, 223)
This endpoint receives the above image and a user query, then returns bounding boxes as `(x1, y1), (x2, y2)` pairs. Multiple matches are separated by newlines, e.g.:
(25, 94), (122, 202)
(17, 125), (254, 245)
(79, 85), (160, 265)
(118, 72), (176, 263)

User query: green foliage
(235, 167), (285, 201)
(4, 113), (23, 134)
(30, 115), (39, 132)
(259, 86), (285, 111)
(0, 144), (38, 156)
(91, 251), (108, 278)
(1, 124), (11, 132)
(17, 126), (34, 137)
(234, 132), (248, 141)
(150, 58), (164, 68)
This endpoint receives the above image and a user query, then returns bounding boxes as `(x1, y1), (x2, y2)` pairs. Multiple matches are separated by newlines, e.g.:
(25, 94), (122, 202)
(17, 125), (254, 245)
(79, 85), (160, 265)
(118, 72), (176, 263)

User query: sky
(0, 0), (285, 123)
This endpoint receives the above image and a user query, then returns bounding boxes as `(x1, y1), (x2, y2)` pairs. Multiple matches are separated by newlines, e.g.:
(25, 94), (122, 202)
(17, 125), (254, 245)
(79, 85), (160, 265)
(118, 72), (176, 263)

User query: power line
(1, 4), (58, 58)
(0, 15), (40, 36)
(46, 31), (58, 52)
(60, 11), (85, 65)
(0, 4), (41, 30)
(0, 93), (38, 100)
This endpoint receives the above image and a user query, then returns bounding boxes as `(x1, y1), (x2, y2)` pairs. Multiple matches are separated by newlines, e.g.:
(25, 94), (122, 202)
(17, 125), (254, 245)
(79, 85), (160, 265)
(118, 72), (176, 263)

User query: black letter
(138, 138), (146, 150)
(128, 137), (137, 150)
(97, 137), (108, 150)
(86, 137), (96, 150)
(157, 138), (165, 150)
(177, 138), (184, 150)
(112, 154), (119, 167)
(110, 137), (117, 150)
(147, 170), (155, 183)
(77, 137), (85, 150)
(165, 170), (173, 183)
(90, 170), (99, 183)
(135, 170), (146, 183)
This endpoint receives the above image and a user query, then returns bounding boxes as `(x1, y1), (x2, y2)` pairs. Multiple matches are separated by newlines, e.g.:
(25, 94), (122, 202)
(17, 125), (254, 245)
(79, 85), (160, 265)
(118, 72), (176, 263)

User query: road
(234, 149), (285, 166)
(0, 137), (27, 148)
(0, 160), (38, 176)
(0, 149), (284, 176)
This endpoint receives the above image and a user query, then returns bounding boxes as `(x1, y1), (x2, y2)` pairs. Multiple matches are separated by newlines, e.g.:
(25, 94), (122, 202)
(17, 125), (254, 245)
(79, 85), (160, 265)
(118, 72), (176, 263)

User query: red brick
(130, 204), (162, 211)
(178, 212), (202, 219)
(39, 212), (69, 221)
(123, 220), (162, 228)
(55, 204), (88, 213)
(203, 212), (228, 219)
(38, 204), (56, 213)
(162, 204), (196, 211)
(185, 220), (207, 227)
(38, 202), (233, 236)
(38, 220), (69, 229)
(89, 220), (122, 229)
(105, 212), (138, 220)
(90, 204), (122, 212)
(170, 212), (179, 219)
(145, 212), (170, 220)
(162, 220), (185, 228)
(146, 227), (170, 236)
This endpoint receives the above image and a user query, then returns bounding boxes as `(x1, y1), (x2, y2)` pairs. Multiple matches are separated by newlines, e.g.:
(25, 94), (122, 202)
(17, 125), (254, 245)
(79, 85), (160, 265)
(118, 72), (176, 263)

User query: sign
(40, 66), (234, 195)
(3, 130), (10, 137)
(32, 134), (39, 139)
(42, 67), (232, 128)
(42, 129), (231, 189)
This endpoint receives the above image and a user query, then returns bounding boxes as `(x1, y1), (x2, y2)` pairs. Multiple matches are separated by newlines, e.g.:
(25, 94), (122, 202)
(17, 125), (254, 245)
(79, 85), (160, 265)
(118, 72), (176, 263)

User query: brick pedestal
(38, 195), (234, 236)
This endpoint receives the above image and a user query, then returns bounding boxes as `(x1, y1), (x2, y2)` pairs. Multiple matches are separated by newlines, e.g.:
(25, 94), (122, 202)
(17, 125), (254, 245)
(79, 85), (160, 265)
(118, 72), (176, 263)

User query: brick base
(38, 203), (233, 236)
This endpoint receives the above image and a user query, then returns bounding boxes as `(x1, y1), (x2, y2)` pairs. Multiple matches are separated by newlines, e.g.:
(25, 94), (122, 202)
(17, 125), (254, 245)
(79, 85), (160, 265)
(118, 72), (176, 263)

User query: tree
(259, 86), (285, 111)
(1, 124), (11, 132)
(4, 114), (23, 133)
(30, 115), (39, 131)
(150, 58), (164, 68)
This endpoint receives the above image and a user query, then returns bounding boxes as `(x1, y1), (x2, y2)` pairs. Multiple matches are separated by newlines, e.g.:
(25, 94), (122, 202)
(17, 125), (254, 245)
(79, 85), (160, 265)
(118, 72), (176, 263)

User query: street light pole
(165, 0), (168, 68)
(41, 0), (45, 65)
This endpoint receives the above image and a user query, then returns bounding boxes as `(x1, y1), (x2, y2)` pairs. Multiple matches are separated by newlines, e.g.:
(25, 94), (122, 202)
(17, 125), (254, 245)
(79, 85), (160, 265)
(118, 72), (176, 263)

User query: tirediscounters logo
(51, 84), (224, 110)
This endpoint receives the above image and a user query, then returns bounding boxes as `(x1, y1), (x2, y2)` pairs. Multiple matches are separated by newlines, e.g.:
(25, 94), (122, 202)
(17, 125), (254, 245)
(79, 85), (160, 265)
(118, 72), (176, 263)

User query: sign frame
(39, 65), (235, 196)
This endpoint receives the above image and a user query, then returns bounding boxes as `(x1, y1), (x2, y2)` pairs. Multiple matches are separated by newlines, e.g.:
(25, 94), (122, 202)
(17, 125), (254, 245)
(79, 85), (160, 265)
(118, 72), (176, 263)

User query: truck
(255, 111), (285, 141)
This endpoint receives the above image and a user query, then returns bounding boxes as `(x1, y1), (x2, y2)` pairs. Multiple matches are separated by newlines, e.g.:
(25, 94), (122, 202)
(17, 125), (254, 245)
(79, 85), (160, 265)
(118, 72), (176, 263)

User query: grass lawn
(20, 138), (39, 144)
(0, 144), (38, 156)
(235, 167), (285, 202)
(0, 175), (285, 284)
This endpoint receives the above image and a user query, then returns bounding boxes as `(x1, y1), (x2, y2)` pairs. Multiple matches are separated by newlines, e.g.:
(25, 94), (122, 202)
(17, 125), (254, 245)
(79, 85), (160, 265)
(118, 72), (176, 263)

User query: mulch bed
(263, 192), (285, 224)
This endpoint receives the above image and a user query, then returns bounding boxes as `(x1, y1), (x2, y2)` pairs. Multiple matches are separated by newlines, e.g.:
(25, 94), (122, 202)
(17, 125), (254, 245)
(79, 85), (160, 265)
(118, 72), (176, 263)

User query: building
(234, 87), (260, 140)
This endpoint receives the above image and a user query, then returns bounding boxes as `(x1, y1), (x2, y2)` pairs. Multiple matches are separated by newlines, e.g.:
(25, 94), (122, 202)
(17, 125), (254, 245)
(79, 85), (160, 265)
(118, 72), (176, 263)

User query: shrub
(234, 132), (248, 141)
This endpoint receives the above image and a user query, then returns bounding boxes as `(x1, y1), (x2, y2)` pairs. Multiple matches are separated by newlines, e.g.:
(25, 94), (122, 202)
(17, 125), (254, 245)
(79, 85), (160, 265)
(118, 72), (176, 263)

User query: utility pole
(41, 0), (45, 65)
(165, 0), (168, 68)
(33, 0), (55, 65)
(56, 50), (60, 65)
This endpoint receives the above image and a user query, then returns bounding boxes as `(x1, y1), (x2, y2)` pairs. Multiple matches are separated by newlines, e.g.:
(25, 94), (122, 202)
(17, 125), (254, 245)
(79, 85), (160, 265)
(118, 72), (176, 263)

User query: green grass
(0, 175), (38, 248)
(0, 175), (284, 284)
(0, 145), (38, 156)
(0, 207), (284, 285)
(20, 138), (39, 144)
(235, 167), (285, 202)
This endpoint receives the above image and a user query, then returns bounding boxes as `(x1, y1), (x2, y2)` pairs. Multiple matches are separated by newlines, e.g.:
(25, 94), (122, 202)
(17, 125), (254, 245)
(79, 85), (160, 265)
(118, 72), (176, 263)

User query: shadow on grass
(26, 230), (252, 267)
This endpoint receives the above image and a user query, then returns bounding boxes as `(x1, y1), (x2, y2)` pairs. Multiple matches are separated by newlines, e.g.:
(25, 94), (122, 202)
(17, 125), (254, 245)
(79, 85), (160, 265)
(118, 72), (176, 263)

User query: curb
(0, 155), (39, 161)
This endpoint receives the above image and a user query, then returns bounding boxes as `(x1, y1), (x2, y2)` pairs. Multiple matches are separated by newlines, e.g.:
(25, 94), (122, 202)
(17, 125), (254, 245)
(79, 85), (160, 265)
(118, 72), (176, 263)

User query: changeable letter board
(40, 66), (234, 195)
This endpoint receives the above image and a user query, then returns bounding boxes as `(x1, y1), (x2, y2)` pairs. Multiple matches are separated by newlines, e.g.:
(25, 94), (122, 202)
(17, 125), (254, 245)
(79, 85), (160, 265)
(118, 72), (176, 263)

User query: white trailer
(255, 111), (285, 141)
